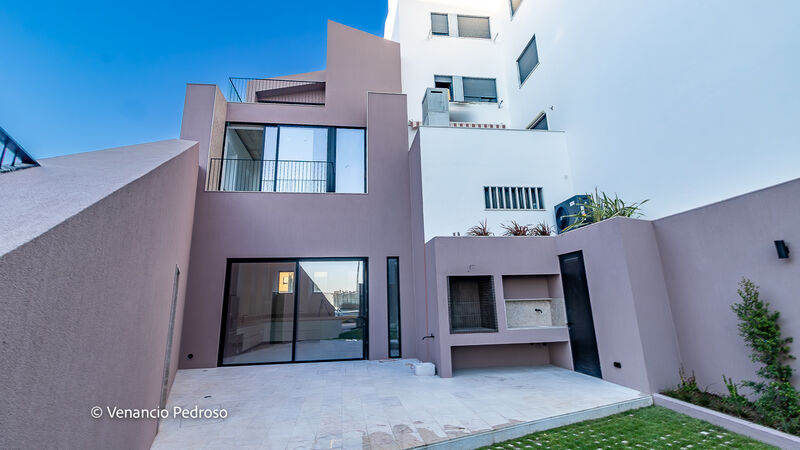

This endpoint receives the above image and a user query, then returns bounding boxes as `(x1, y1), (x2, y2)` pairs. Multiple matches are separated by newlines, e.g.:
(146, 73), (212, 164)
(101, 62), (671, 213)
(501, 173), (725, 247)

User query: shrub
(501, 221), (533, 236)
(466, 219), (492, 236)
(564, 188), (648, 231)
(530, 221), (555, 236)
(732, 278), (800, 433)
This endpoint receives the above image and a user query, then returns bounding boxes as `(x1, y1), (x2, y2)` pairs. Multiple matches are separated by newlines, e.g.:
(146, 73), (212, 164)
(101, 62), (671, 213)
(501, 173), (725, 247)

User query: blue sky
(0, 1), (387, 159)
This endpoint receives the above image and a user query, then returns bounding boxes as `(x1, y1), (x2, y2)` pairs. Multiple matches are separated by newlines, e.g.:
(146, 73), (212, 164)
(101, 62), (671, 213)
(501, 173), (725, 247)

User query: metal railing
(207, 158), (334, 193)
(228, 78), (326, 105)
(1, 126), (38, 173)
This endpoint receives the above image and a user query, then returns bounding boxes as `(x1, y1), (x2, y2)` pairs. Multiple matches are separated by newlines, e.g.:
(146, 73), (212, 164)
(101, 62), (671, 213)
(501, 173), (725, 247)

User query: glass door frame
(217, 257), (369, 367)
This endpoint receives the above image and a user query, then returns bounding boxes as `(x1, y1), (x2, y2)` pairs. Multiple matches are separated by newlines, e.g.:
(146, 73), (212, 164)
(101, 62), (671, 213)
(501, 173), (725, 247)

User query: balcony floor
(152, 360), (648, 449)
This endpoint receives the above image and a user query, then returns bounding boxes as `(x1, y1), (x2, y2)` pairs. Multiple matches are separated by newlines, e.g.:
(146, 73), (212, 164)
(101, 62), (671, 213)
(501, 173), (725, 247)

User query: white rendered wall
(416, 127), (573, 240)
(387, 0), (512, 125)
(389, 0), (800, 218)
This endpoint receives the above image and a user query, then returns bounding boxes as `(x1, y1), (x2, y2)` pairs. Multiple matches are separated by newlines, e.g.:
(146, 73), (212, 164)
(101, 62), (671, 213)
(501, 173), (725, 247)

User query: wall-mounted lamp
(775, 240), (790, 259)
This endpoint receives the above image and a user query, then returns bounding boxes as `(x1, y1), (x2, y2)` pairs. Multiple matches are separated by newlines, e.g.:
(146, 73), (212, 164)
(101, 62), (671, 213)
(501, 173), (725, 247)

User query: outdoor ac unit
(555, 195), (592, 234)
(422, 88), (450, 126)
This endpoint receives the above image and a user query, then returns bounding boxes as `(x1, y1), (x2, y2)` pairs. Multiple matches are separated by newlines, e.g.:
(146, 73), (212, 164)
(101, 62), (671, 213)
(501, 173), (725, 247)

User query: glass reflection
(221, 262), (296, 365)
(295, 260), (366, 361)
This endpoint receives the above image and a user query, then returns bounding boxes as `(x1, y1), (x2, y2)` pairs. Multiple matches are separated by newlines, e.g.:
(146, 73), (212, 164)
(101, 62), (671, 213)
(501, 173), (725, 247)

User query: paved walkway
(152, 360), (647, 449)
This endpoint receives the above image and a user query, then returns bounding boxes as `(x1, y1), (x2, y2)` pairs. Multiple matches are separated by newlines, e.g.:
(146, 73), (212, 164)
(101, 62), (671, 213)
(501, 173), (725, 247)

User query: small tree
(564, 188), (649, 232)
(732, 278), (800, 430)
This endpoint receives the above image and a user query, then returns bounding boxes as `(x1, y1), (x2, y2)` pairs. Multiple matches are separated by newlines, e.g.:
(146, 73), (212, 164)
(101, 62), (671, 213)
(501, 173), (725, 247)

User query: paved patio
(152, 359), (648, 449)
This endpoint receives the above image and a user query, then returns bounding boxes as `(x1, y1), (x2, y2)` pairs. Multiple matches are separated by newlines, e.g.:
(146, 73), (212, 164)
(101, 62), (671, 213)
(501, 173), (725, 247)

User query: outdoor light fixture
(775, 240), (790, 259)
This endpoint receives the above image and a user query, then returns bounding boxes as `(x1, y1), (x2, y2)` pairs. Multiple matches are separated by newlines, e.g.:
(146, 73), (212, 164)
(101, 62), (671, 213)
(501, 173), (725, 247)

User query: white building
(387, 0), (800, 226)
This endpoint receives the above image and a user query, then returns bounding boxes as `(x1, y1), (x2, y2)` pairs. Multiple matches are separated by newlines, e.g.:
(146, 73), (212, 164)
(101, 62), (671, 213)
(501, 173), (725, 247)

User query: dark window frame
(527, 113), (549, 130)
(484, 186), (545, 210)
(216, 122), (367, 194)
(387, 257), (401, 358)
(456, 14), (491, 39)
(462, 77), (498, 103)
(430, 12), (450, 36)
(517, 35), (540, 86)
(217, 257), (370, 367)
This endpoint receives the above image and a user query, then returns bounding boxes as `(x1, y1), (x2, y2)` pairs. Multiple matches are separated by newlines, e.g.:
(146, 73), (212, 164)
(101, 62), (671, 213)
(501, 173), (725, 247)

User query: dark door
(559, 251), (602, 378)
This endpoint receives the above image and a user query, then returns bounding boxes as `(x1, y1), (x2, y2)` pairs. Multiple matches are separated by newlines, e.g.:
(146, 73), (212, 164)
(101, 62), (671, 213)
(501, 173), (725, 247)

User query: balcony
(228, 77), (326, 105)
(1, 126), (38, 173)
(207, 158), (334, 192)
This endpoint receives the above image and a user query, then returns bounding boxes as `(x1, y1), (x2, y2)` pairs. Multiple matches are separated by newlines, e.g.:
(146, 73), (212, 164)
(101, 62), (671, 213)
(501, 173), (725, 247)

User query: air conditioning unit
(554, 195), (592, 234)
(422, 88), (450, 126)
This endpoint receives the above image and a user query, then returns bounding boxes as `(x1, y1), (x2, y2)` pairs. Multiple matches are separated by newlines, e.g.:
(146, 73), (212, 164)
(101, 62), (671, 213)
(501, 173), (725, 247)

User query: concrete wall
(501, 0), (800, 219)
(415, 127), (573, 239)
(0, 140), (198, 449)
(418, 178), (800, 395)
(423, 236), (573, 378)
(178, 22), (415, 368)
(389, 0), (800, 219)
(388, 0), (510, 125)
(420, 218), (682, 392)
(555, 218), (682, 393)
(654, 178), (800, 394)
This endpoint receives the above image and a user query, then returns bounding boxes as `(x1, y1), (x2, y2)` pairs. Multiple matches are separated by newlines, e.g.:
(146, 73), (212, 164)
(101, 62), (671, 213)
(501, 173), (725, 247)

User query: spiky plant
(564, 188), (649, 231)
(466, 219), (493, 236)
(530, 221), (555, 236)
(501, 221), (533, 236)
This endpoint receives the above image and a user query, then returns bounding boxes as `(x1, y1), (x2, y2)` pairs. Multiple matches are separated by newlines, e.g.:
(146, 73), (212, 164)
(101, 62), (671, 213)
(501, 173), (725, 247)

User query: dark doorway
(558, 251), (602, 378)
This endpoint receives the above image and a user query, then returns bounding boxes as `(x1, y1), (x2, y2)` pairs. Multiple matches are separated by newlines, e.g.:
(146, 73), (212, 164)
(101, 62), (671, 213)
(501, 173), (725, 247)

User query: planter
(653, 394), (800, 449)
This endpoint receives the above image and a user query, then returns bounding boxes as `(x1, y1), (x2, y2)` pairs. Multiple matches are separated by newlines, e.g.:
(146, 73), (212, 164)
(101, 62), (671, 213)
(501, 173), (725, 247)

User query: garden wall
(654, 177), (800, 394)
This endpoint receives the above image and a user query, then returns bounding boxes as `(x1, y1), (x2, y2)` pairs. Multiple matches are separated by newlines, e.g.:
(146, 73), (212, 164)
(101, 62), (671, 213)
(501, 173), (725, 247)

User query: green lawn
(481, 406), (775, 449)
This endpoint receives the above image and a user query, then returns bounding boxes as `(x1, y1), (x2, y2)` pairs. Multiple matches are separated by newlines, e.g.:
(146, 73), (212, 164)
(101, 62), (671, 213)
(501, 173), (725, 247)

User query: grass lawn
(481, 406), (775, 449)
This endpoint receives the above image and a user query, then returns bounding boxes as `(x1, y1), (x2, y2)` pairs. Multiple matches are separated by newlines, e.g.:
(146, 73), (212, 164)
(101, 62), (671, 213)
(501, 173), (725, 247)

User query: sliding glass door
(220, 258), (367, 366)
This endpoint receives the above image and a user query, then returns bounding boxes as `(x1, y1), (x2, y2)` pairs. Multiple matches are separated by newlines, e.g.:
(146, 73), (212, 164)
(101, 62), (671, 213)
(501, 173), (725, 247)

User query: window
(484, 186), (545, 210)
(220, 259), (367, 365)
(387, 258), (401, 358)
(448, 276), (497, 333)
(335, 128), (367, 194)
(517, 35), (540, 84)
(431, 13), (449, 36)
(434, 75), (454, 100)
(215, 124), (366, 193)
(457, 15), (490, 39)
(462, 77), (497, 103)
(510, 0), (523, 16)
(527, 113), (548, 130)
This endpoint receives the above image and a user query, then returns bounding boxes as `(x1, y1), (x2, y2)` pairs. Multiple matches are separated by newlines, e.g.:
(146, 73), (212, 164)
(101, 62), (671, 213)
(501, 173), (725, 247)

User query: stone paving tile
(152, 359), (646, 449)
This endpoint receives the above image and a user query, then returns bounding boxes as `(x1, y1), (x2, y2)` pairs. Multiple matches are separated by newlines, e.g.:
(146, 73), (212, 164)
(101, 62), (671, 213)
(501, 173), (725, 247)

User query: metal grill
(207, 158), (333, 193)
(447, 276), (498, 333)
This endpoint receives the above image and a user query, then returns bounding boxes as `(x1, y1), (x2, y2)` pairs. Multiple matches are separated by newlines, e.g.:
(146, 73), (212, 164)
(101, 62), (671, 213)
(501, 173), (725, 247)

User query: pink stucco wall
(654, 177), (800, 394)
(178, 22), (414, 368)
(417, 178), (800, 395)
(420, 219), (683, 392)
(0, 140), (198, 448)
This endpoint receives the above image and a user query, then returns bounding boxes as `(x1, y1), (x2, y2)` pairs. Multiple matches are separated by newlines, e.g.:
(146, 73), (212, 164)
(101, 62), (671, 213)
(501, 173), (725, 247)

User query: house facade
(178, 22), (417, 368)
(172, 1), (800, 394)
(2, 1), (799, 446)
